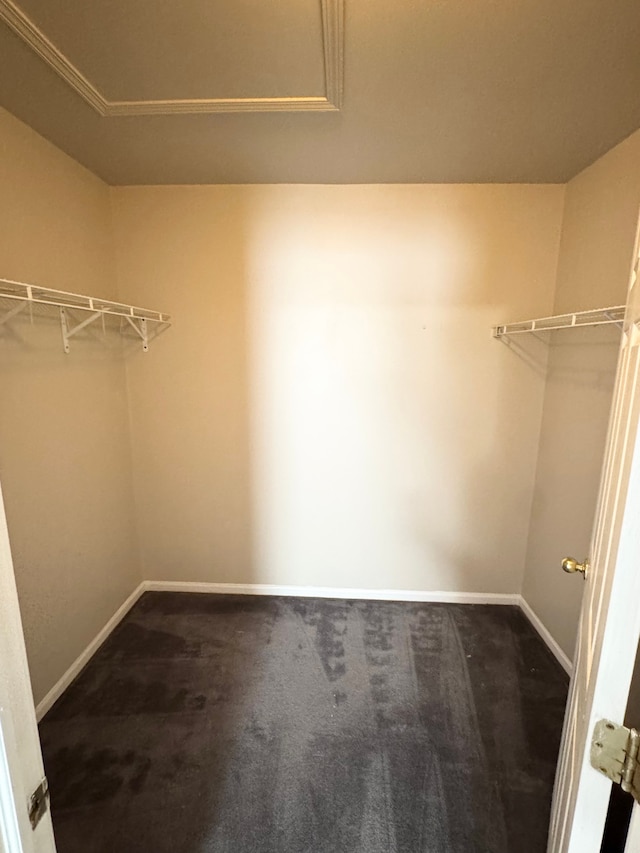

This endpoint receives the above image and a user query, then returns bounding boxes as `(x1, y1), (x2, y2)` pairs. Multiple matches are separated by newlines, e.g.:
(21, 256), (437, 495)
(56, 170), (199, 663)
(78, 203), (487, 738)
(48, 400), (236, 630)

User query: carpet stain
(291, 599), (349, 682)
(46, 671), (207, 719)
(43, 744), (151, 808)
(97, 622), (203, 661)
(39, 594), (568, 853)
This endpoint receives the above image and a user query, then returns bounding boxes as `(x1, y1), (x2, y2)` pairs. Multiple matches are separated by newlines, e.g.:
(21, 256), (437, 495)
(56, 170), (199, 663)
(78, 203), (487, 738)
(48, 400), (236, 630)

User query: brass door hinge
(591, 720), (640, 802)
(28, 777), (49, 830)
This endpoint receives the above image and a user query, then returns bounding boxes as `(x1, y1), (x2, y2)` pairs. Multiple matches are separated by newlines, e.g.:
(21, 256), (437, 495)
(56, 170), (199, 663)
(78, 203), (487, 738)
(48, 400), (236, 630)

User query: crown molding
(0, 0), (106, 113)
(0, 0), (344, 116)
(105, 95), (337, 117)
(322, 0), (344, 109)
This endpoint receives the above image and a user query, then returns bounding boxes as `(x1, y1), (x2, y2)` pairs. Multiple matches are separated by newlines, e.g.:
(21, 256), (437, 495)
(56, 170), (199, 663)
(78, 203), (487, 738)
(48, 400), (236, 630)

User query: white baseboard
(147, 584), (573, 675)
(35, 581), (146, 721)
(518, 595), (573, 675)
(143, 580), (521, 606)
(35, 582), (569, 722)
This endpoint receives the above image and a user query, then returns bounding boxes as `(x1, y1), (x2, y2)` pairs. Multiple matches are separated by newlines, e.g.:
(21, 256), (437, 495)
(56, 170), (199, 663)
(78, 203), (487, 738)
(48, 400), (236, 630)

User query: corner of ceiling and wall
(1, 1), (640, 703)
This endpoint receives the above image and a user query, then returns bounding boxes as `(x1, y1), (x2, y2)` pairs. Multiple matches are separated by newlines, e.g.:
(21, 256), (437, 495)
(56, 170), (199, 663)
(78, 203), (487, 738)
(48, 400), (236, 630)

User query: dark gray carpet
(39, 593), (568, 853)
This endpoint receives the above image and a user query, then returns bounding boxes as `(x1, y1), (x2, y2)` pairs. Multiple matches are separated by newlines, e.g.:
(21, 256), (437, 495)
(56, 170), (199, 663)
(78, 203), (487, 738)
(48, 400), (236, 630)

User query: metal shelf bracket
(124, 316), (149, 352)
(60, 308), (103, 353)
(0, 301), (28, 327)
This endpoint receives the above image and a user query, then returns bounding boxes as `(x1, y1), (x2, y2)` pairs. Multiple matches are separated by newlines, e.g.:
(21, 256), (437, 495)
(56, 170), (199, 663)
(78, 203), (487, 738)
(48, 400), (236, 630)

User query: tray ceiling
(0, 0), (640, 185)
(0, 0), (343, 114)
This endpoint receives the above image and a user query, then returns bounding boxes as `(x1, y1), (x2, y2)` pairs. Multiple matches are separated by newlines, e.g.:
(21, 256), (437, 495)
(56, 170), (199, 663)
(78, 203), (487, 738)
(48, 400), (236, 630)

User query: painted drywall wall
(112, 184), (564, 594)
(0, 107), (140, 705)
(523, 128), (640, 661)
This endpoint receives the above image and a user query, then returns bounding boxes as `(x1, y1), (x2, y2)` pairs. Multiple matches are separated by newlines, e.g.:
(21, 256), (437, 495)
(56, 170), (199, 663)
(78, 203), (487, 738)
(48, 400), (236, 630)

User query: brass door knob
(562, 556), (589, 578)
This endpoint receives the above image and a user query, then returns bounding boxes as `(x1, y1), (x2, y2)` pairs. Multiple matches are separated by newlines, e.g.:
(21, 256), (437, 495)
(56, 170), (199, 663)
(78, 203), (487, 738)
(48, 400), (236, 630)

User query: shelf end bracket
(124, 315), (149, 352)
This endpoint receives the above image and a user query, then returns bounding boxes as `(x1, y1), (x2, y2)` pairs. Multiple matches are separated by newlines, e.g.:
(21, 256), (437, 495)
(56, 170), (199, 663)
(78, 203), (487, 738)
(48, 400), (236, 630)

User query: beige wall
(523, 128), (640, 660)
(0, 107), (140, 705)
(7, 97), (636, 696)
(112, 184), (564, 594)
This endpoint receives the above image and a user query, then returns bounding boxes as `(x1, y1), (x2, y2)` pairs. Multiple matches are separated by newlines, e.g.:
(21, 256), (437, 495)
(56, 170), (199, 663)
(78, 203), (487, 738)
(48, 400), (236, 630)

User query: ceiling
(0, 0), (639, 185)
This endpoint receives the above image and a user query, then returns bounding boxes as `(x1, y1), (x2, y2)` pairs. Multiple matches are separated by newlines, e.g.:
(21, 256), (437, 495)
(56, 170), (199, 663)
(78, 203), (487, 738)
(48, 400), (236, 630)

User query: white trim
(321, 0), (344, 109)
(0, 0), (104, 114)
(35, 582), (146, 722)
(0, 710), (23, 853)
(519, 595), (573, 675)
(0, 0), (344, 115)
(105, 95), (338, 117)
(143, 579), (520, 606)
(34, 582), (573, 726)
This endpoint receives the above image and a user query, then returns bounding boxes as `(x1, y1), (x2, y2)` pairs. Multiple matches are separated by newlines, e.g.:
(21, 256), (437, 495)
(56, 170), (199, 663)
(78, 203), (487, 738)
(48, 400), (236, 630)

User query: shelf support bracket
(604, 311), (625, 331)
(124, 316), (149, 352)
(60, 307), (103, 353)
(0, 301), (27, 327)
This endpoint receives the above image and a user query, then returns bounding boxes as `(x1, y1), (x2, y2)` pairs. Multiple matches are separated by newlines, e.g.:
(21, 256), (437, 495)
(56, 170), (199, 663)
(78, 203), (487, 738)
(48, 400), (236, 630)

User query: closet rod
(0, 277), (171, 352)
(493, 305), (625, 339)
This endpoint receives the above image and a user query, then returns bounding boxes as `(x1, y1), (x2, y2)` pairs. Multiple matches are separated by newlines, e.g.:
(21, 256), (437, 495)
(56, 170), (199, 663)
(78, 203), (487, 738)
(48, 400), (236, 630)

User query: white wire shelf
(493, 305), (626, 339)
(0, 278), (171, 353)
